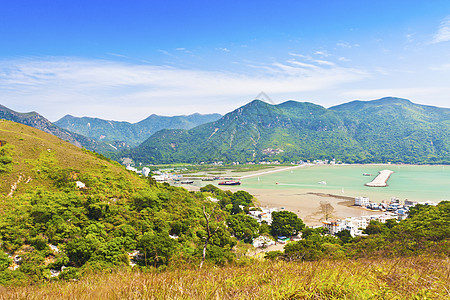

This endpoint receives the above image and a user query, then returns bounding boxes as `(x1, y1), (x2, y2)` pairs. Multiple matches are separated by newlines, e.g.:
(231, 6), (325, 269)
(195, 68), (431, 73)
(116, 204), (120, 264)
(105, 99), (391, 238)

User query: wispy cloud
(432, 16), (450, 43)
(430, 63), (450, 71)
(341, 87), (450, 100)
(336, 42), (359, 49)
(0, 56), (368, 121)
(314, 50), (331, 57)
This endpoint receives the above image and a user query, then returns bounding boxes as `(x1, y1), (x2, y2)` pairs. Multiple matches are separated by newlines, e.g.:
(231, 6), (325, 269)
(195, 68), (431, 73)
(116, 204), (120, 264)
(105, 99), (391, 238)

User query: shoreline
(180, 164), (448, 225)
(239, 165), (305, 179)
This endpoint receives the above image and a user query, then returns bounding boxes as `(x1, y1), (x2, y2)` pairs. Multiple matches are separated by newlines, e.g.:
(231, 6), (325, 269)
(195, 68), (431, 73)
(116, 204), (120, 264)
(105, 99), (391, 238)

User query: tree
(230, 191), (254, 206)
(227, 214), (259, 243)
(137, 232), (177, 267)
(363, 220), (387, 235)
(200, 205), (220, 268)
(271, 211), (305, 237)
(335, 229), (353, 244)
(0, 252), (12, 271)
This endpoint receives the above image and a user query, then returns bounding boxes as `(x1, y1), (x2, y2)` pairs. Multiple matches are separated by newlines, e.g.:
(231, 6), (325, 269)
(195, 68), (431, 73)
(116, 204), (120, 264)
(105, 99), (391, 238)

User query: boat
(318, 181), (327, 185)
(202, 178), (214, 181)
(218, 181), (241, 186)
(363, 173), (372, 176)
(181, 180), (194, 184)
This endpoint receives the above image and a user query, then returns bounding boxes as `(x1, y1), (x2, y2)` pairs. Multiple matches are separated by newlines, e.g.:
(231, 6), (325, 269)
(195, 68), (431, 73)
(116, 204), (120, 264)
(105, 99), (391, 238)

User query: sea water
(241, 165), (450, 203)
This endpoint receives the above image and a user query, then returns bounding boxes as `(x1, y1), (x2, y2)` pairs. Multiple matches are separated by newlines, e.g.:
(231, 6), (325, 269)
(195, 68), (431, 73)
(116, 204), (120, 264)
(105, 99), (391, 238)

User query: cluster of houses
(322, 214), (397, 237)
(248, 207), (279, 225)
(322, 196), (438, 237)
(126, 165), (151, 177)
(354, 196), (437, 219)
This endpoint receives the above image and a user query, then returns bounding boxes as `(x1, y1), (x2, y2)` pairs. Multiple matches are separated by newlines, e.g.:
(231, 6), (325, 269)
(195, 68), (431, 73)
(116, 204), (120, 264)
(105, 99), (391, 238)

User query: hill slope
(55, 113), (222, 146)
(0, 120), (226, 283)
(0, 105), (125, 154)
(126, 97), (450, 164)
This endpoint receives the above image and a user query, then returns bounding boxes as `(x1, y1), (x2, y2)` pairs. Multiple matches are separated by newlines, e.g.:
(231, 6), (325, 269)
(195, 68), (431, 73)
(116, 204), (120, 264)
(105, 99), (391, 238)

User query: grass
(0, 256), (448, 299)
(0, 120), (146, 196)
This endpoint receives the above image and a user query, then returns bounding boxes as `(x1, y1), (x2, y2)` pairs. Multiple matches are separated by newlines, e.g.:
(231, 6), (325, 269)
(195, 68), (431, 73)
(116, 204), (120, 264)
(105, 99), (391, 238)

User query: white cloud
(429, 63), (450, 71)
(432, 16), (450, 43)
(217, 48), (231, 52)
(0, 57), (368, 121)
(289, 53), (311, 59)
(338, 57), (351, 62)
(341, 87), (450, 101)
(314, 50), (330, 57)
(336, 42), (360, 49)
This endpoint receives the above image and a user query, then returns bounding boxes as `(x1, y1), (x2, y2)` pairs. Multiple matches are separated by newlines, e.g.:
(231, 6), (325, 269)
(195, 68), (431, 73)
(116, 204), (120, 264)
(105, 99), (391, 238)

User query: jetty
(365, 170), (394, 187)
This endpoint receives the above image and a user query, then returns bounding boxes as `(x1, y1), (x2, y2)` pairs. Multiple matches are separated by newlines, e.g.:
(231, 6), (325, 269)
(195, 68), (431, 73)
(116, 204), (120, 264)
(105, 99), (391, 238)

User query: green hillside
(0, 105), (126, 154)
(55, 113), (222, 146)
(0, 120), (243, 284)
(126, 97), (450, 164)
(0, 120), (449, 296)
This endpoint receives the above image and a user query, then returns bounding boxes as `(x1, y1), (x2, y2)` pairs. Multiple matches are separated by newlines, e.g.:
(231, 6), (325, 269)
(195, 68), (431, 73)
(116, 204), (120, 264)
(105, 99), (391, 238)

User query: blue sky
(1, 0), (450, 121)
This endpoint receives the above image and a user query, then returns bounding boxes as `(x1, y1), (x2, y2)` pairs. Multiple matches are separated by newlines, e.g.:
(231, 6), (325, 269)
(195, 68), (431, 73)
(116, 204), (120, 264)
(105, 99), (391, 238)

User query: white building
(355, 197), (369, 206)
(142, 167), (151, 177)
(322, 220), (343, 235)
(252, 235), (276, 248)
(323, 213), (398, 237)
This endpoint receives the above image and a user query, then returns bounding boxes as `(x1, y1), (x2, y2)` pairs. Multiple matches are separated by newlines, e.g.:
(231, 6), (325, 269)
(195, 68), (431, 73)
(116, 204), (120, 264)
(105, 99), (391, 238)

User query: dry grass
(1, 256), (449, 299)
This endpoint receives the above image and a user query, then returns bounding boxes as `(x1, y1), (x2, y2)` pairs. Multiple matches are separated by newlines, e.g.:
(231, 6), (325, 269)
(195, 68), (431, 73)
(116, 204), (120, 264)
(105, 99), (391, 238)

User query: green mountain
(0, 104), (126, 154)
(125, 97), (450, 164)
(1, 120), (448, 295)
(55, 113), (222, 146)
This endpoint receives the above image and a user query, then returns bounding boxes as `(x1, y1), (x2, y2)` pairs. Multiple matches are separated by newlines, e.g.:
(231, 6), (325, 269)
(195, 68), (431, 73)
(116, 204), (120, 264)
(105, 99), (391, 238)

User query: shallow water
(241, 165), (450, 203)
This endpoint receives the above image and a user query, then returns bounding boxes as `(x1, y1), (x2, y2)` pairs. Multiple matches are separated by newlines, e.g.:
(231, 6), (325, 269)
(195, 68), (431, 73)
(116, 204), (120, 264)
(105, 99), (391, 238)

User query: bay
(240, 164), (450, 203)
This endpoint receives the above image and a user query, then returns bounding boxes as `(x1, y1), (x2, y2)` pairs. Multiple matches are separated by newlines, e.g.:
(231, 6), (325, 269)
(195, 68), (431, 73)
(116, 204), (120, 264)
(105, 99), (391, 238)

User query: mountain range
(0, 104), (125, 154)
(0, 104), (221, 153)
(2, 97), (449, 165)
(54, 113), (222, 146)
(124, 97), (450, 164)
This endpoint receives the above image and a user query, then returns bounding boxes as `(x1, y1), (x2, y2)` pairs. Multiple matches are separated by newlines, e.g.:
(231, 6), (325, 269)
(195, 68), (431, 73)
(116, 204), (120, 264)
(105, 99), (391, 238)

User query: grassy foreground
(0, 256), (448, 299)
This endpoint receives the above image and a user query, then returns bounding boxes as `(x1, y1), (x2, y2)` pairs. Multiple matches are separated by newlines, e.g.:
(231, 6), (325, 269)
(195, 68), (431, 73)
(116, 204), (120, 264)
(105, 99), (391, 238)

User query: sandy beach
(184, 184), (380, 226)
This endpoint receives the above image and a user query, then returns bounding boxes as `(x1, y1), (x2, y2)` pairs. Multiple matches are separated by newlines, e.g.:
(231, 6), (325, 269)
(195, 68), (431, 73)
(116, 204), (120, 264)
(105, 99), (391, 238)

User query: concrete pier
(365, 170), (394, 187)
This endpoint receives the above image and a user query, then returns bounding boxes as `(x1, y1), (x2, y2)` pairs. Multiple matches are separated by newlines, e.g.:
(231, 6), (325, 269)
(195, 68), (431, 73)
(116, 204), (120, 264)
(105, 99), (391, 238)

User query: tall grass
(1, 256), (448, 299)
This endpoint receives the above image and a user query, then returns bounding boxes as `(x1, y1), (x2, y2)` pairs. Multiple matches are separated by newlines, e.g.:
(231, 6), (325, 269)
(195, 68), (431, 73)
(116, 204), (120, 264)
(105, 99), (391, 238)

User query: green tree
(363, 220), (387, 235)
(227, 214), (259, 243)
(230, 191), (254, 206)
(137, 232), (177, 267)
(0, 252), (12, 271)
(271, 211), (305, 237)
(335, 229), (353, 244)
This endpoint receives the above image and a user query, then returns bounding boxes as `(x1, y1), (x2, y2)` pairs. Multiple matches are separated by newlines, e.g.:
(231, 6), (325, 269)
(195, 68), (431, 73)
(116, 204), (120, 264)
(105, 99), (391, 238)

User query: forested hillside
(0, 120), (448, 299)
(0, 105), (126, 154)
(55, 113), (222, 147)
(125, 97), (450, 164)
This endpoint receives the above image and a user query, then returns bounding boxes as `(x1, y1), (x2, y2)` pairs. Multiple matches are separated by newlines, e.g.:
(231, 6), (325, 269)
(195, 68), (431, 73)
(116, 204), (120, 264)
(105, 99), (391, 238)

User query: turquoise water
(241, 165), (450, 203)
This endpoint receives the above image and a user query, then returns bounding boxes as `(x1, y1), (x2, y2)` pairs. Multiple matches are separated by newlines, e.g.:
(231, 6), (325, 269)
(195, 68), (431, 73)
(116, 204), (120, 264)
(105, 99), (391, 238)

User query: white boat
(318, 181), (327, 185)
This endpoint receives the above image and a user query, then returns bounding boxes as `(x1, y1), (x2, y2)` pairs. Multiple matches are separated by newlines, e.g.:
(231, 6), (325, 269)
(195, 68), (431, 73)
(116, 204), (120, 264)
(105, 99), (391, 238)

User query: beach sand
(184, 184), (380, 226)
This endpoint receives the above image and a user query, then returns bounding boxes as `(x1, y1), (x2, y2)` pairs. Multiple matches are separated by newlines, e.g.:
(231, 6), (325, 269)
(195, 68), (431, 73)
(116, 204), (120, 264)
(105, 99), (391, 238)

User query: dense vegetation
(55, 113), (222, 147)
(126, 97), (450, 164)
(0, 120), (448, 299)
(0, 121), (267, 285)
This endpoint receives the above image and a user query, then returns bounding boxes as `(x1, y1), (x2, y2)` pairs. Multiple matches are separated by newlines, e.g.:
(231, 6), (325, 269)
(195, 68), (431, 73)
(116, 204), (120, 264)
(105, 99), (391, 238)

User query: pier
(365, 170), (394, 187)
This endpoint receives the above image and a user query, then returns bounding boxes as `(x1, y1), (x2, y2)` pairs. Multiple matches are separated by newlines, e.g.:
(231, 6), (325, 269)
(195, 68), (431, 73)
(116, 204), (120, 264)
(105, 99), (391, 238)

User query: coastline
(181, 164), (449, 226)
